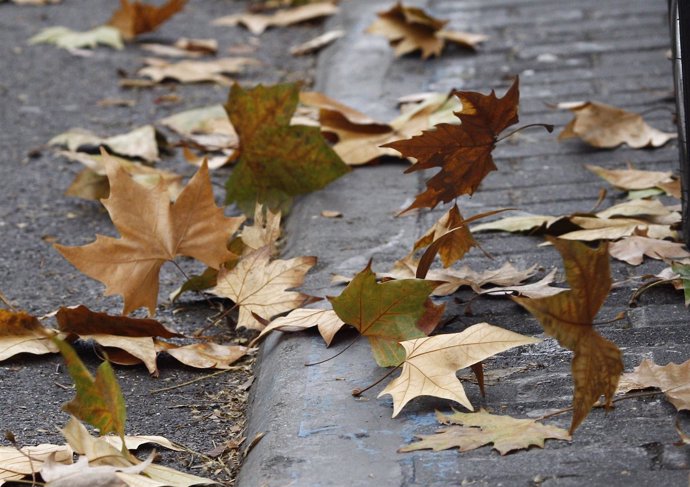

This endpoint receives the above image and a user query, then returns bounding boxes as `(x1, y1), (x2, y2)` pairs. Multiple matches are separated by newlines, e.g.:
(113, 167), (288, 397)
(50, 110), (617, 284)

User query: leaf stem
(352, 363), (403, 397)
(304, 334), (362, 366)
(495, 123), (554, 143)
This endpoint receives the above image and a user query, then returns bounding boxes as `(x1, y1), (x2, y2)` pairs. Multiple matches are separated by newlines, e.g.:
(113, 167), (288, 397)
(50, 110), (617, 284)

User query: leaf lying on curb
(367, 2), (487, 58)
(250, 308), (346, 347)
(224, 82), (349, 211)
(29, 26), (123, 50)
(0, 444), (73, 486)
(139, 57), (260, 85)
(513, 239), (623, 434)
(155, 341), (250, 369)
(617, 358), (690, 411)
(0, 309), (58, 361)
(213, 2), (338, 35)
(385, 77), (520, 213)
(210, 246), (317, 330)
(54, 338), (127, 439)
(107, 0), (187, 40)
(609, 236), (690, 265)
(558, 101), (676, 149)
(328, 262), (444, 366)
(56, 157), (244, 316)
(379, 323), (539, 416)
(400, 408), (570, 454)
(586, 164), (676, 193)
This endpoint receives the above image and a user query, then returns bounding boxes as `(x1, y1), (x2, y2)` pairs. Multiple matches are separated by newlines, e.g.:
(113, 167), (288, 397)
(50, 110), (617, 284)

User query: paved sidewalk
(238, 0), (690, 486)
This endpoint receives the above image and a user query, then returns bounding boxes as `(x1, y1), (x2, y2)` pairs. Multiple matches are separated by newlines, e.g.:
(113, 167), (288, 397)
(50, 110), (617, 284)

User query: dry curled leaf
(56, 156), (244, 316)
(0, 444), (73, 486)
(156, 341), (249, 370)
(558, 101), (676, 149)
(379, 323), (539, 416)
(586, 164), (675, 192)
(513, 238), (623, 433)
(617, 358), (690, 411)
(251, 307), (345, 347)
(290, 29), (344, 55)
(413, 204), (477, 269)
(385, 78), (521, 213)
(49, 125), (161, 163)
(0, 309), (58, 361)
(400, 408), (570, 454)
(139, 57), (259, 85)
(609, 236), (690, 265)
(29, 26), (124, 50)
(213, 2), (338, 35)
(107, 0), (187, 41)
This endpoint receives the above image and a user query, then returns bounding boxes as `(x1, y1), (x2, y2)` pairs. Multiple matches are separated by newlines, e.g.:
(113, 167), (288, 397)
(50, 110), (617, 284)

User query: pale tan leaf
(562, 216), (676, 241)
(290, 29), (344, 55)
(41, 452), (153, 487)
(103, 435), (184, 452)
(0, 444), (72, 486)
(617, 358), (690, 411)
(213, 2), (338, 35)
(140, 38), (217, 58)
(138, 57), (259, 85)
(379, 323), (539, 417)
(0, 309), (58, 361)
(29, 26), (123, 50)
(471, 214), (558, 233)
(478, 269), (566, 299)
(586, 164), (674, 191)
(159, 342), (249, 369)
(609, 236), (690, 265)
(50, 126), (160, 163)
(251, 308), (345, 346)
(595, 199), (672, 219)
(240, 204), (282, 254)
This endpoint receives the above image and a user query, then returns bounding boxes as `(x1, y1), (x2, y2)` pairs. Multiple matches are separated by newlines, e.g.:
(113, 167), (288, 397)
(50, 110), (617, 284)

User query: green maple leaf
(224, 83), (350, 212)
(53, 338), (126, 439)
(328, 262), (444, 366)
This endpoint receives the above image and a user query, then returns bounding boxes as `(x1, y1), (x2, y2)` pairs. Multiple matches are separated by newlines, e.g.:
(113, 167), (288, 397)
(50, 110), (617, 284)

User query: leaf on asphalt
(561, 216), (677, 241)
(141, 37), (218, 58)
(586, 164), (677, 195)
(61, 418), (215, 487)
(413, 204), (478, 269)
(169, 266), (219, 303)
(290, 29), (344, 56)
(328, 262), (444, 366)
(224, 83), (349, 212)
(41, 451), (153, 487)
(55, 157), (244, 316)
(478, 269), (567, 299)
(251, 307), (346, 347)
(213, 2), (338, 35)
(379, 323), (539, 416)
(155, 341), (250, 369)
(54, 338), (127, 439)
(209, 246), (316, 330)
(0, 444), (73, 487)
(29, 26), (124, 50)
(49, 125), (161, 162)
(103, 435), (184, 452)
(617, 358), (690, 411)
(471, 214), (559, 233)
(240, 204), (282, 254)
(400, 408), (570, 454)
(513, 238), (623, 433)
(558, 101), (676, 149)
(385, 78), (520, 213)
(367, 2), (487, 59)
(107, 0), (187, 40)
(0, 309), (58, 361)
(159, 105), (238, 152)
(139, 57), (259, 85)
(609, 236), (690, 265)
(60, 151), (183, 202)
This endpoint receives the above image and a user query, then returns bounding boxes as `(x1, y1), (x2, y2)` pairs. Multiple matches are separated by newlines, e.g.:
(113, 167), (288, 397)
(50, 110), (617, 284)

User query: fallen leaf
(156, 341), (249, 369)
(55, 159), (244, 316)
(139, 57), (259, 85)
(103, 435), (184, 452)
(41, 452), (152, 487)
(561, 216), (676, 241)
(141, 37), (218, 57)
(367, 2), (487, 59)
(213, 2), (338, 35)
(400, 408), (570, 454)
(379, 323), (539, 416)
(594, 198), (672, 219)
(0, 309), (58, 361)
(241, 204), (282, 254)
(513, 238), (623, 433)
(617, 358), (690, 411)
(224, 83), (349, 211)
(385, 78), (520, 213)
(471, 214), (559, 233)
(107, 0), (187, 41)
(320, 210), (342, 218)
(29, 26), (123, 50)
(49, 125), (161, 162)
(251, 307), (346, 347)
(558, 101), (676, 149)
(586, 164), (675, 193)
(0, 444), (73, 486)
(209, 246), (316, 330)
(413, 204), (477, 268)
(54, 338), (127, 439)
(290, 29), (344, 55)
(478, 269), (567, 299)
(609, 236), (690, 265)
(328, 262), (444, 366)
(169, 266), (219, 303)
(159, 105), (237, 152)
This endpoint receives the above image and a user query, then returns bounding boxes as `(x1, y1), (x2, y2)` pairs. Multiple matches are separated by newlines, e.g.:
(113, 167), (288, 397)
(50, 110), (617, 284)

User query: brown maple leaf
(513, 238), (623, 434)
(617, 358), (690, 411)
(56, 155), (244, 316)
(0, 309), (57, 361)
(413, 204), (478, 268)
(107, 0), (187, 41)
(385, 78), (521, 213)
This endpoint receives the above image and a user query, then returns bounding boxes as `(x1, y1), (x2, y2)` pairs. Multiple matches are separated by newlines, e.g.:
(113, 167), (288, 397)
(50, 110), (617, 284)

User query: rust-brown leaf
(414, 204), (477, 269)
(513, 238), (623, 434)
(108, 0), (187, 41)
(0, 309), (58, 361)
(385, 78), (520, 213)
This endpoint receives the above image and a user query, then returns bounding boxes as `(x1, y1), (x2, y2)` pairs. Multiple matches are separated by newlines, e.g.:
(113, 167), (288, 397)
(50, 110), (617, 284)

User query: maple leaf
(139, 57), (259, 85)
(400, 408), (571, 454)
(107, 0), (187, 41)
(385, 78), (521, 213)
(558, 101), (676, 149)
(0, 444), (73, 486)
(378, 323), (539, 416)
(586, 164), (676, 192)
(367, 2), (487, 59)
(328, 262), (444, 367)
(213, 2), (338, 35)
(609, 236), (690, 265)
(53, 338), (127, 440)
(155, 341), (249, 369)
(224, 83), (349, 212)
(209, 246), (317, 330)
(240, 204), (282, 254)
(251, 307), (346, 347)
(55, 157), (244, 316)
(0, 309), (58, 361)
(617, 358), (690, 411)
(513, 238), (623, 433)
(413, 204), (478, 269)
